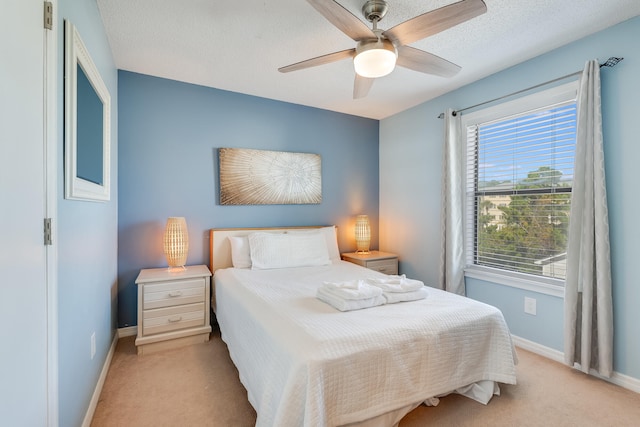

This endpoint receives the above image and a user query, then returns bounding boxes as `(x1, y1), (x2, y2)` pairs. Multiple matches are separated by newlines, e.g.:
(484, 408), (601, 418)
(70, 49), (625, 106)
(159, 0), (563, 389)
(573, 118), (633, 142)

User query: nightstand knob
(168, 290), (183, 297)
(168, 316), (183, 323)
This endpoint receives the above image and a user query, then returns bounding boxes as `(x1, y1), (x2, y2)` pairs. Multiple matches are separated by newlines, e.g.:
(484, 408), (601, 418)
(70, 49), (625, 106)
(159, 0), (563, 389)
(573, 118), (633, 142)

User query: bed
(209, 226), (517, 427)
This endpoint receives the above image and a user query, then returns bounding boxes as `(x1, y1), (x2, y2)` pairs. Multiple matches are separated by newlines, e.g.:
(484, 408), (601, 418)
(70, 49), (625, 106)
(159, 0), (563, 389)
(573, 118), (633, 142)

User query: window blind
(465, 102), (577, 280)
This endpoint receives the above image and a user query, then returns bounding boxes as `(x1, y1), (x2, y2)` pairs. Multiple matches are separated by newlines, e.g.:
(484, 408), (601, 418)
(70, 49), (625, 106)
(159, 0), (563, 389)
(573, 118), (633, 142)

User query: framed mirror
(64, 20), (111, 201)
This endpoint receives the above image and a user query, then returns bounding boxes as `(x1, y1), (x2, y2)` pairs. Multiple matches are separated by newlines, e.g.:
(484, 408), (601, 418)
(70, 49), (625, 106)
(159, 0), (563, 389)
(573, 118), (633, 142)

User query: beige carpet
(91, 332), (640, 426)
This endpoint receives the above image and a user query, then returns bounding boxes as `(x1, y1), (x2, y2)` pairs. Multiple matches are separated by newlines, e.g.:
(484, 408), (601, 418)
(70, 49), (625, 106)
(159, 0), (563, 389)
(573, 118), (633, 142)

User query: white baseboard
(511, 334), (640, 394)
(118, 325), (137, 338)
(511, 335), (564, 363)
(81, 333), (118, 427)
(608, 371), (640, 394)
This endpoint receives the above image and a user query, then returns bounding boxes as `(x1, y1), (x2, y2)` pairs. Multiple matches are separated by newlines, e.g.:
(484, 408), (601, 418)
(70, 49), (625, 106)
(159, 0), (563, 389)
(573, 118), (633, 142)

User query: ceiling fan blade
(383, 0), (487, 46)
(353, 74), (375, 99)
(306, 0), (375, 41)
(396, 46), (461, 77)
(279, 49), (355, 73)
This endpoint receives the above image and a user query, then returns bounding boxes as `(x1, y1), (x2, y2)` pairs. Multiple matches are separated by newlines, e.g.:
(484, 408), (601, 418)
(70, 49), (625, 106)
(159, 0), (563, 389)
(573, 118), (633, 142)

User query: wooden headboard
(209, 226), (327, 272)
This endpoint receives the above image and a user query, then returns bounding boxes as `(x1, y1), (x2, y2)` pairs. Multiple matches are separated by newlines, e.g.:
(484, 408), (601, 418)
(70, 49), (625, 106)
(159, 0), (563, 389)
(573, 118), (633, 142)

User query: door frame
(44, 0), (59, 425)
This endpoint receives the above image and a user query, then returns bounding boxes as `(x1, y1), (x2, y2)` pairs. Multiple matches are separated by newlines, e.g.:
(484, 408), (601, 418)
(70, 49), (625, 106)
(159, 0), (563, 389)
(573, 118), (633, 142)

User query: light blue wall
(57, 0), (118, 426)
(465, 280), (564, 350)
(117, 71), (379, 327)
(380, 16), (640, 380)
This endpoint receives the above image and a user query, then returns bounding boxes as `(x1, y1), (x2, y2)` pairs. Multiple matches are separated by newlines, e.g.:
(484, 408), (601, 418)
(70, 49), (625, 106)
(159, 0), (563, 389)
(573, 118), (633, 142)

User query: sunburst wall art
(218, 148), (322, 205)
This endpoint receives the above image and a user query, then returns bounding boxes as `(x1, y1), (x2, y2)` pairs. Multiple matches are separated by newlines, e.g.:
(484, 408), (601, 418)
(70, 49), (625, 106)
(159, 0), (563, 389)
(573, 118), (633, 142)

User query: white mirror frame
(64, 20), (111, 201)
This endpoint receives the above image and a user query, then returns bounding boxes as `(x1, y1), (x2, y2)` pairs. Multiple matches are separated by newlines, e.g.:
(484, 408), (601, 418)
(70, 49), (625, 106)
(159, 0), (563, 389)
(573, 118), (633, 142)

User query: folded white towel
(316, 287), (386, 312)
(382, 287), (429, 304)
(367, 274), (425, 292)
(321, 279), (382, 300)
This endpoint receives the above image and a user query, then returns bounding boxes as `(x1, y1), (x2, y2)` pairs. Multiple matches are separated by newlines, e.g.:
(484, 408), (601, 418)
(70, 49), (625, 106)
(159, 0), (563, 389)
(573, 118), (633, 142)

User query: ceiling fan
(278, 0), (487, 99)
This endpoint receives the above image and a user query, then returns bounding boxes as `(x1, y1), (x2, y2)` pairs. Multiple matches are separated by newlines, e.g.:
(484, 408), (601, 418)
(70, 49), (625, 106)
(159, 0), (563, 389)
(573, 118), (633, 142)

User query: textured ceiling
(96, 0), (640, 119)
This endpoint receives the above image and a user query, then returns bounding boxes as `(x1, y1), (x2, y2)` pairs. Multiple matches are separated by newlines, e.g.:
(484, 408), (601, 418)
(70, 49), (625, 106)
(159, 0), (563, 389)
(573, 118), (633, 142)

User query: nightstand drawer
(143, 303), (205, 335)
(143, 278), (205, 310)
(341, 251), (399, 275)
(367, 259), (398, 275)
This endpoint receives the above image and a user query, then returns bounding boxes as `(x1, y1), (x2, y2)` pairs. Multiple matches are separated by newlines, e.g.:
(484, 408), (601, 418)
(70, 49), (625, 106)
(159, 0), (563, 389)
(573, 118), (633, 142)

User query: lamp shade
(353, 39), (397, 78)
(164, 217), (189, 268)
(355, 215), (371, 254)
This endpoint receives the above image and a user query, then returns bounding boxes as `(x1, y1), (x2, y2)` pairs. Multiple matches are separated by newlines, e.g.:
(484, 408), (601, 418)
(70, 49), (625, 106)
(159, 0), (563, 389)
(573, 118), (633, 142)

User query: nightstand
(341, 251), (398, 275)
(135, 265), (212, 355)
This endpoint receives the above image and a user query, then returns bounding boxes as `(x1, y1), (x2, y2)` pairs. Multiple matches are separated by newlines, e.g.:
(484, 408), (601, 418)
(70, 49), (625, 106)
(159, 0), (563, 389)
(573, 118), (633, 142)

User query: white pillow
(248, 232), (331, 270)
(228, 236), (252, 269)
(287, 226), (340, 261)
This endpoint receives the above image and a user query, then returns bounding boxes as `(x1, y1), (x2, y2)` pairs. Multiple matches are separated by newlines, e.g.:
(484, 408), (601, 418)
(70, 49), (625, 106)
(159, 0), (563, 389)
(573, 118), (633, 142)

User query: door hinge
(44, 218), (52, 246)
(44, 2), (53, 30)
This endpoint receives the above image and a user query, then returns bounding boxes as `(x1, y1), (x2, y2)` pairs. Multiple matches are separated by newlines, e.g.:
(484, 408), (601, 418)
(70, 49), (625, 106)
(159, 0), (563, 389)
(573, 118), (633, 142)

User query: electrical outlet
(91, 332), (96, 360)
(524, 297), (537, 315)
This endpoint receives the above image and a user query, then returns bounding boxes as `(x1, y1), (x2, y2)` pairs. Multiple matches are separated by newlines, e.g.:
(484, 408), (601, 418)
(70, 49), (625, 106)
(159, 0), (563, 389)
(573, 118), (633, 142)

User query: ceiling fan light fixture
(354, 38), (397, 78)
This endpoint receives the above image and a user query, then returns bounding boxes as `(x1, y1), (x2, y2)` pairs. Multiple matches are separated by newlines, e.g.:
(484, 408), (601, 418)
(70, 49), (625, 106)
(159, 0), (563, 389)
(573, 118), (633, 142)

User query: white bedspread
(214, 261), (517, 427)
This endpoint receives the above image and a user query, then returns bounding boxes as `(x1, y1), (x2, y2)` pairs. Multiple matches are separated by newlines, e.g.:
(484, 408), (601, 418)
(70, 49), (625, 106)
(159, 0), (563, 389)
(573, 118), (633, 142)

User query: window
(462, 82), (577, 292)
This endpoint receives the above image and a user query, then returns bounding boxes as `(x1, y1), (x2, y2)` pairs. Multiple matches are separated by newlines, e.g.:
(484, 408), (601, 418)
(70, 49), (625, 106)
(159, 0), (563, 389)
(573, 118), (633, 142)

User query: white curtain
(439, 109), (465, 295)
(563, 60), (613, 377)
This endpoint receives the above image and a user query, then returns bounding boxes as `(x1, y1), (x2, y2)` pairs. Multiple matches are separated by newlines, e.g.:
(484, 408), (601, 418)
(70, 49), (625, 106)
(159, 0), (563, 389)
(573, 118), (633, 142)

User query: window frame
(461, 81), (578, 298)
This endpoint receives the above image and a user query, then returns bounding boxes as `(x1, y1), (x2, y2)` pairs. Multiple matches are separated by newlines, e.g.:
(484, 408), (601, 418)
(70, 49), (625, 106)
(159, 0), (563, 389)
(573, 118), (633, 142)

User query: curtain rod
(437, 57), (624, 119)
